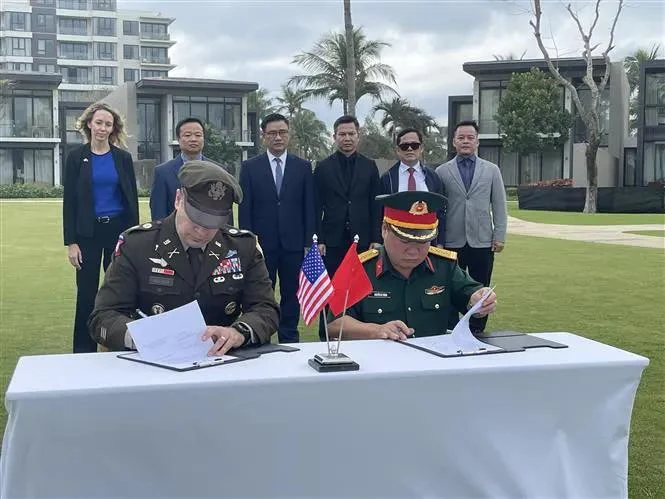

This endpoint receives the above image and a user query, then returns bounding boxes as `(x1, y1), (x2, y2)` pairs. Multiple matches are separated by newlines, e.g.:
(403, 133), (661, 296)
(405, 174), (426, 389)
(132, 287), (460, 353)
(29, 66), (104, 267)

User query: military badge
(151, 303), (165, 315)
(149, 257), (168, 267)
(409, 201), (428, 215)
(224, 249), (238, 258)
(208, 250), (220, 260)
(425, 285), (445, 295)
(113, 234), (125, 257)
(224, 301), (237, 315)
(369, 291), (390, 298)
(208, 181), (227, 200)
(151, 267), (175, 276)
(213, 276), (225, 283)
(232, 273), (244, 280)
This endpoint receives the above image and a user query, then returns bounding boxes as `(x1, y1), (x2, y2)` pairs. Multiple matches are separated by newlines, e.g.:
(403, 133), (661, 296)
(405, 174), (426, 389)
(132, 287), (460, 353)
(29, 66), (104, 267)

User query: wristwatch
(232, 321), (255, 347)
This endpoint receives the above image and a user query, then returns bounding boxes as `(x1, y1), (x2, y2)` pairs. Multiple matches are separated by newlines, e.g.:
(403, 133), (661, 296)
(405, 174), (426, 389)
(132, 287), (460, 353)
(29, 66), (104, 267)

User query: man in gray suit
(435, 120), (507, 333)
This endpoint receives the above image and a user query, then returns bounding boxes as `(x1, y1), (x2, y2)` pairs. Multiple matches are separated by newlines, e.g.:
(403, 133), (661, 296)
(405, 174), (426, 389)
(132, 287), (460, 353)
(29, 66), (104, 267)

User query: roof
(0, 71), (62, 88)
(463, 57), (608, 79)
(136, 77), (258, 94)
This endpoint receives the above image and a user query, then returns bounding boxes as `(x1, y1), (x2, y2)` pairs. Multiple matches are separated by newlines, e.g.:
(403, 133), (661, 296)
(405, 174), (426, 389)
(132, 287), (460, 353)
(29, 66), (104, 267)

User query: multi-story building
(448, 57), (631, 188)
(635, 59), (665, 186)
(0, 0), (174, 100)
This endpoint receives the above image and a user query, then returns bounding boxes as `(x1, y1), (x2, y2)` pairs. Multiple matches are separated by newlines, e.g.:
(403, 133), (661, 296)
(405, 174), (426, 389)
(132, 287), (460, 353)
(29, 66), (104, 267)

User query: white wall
(571, 144), (616, 187)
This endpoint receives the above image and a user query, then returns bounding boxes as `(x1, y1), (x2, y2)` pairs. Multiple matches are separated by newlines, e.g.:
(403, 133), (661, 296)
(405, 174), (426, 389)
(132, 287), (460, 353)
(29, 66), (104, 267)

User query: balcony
(141, 57), (170, 65)
(139, 31), (170, 41)
(59, 28), (89, 36)
(0, 122), (55, 139)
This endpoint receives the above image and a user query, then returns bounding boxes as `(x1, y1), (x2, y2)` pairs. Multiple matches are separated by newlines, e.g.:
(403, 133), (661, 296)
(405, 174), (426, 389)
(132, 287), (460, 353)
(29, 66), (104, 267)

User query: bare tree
(530, 0), (623, 213)
(344, 0), (357, 116)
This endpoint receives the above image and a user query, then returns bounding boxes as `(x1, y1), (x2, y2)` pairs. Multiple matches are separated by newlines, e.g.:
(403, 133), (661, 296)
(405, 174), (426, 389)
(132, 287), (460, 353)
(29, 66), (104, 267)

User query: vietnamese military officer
(327, 191), (496, 340)
(89, 160), (279, 354)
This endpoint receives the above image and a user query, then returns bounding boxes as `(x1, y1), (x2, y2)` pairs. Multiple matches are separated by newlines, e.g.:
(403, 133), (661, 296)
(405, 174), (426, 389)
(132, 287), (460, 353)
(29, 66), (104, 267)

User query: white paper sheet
(120, 352), (235, 370)
(127, 301), (213, 364)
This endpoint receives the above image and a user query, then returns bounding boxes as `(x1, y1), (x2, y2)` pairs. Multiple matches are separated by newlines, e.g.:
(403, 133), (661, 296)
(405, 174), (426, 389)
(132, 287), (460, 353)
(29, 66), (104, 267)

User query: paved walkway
(508, 216), (665, 249)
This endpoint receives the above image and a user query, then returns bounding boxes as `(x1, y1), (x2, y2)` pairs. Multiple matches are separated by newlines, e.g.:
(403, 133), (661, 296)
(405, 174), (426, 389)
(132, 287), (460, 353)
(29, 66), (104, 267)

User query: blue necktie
(274, 157), (283, 195)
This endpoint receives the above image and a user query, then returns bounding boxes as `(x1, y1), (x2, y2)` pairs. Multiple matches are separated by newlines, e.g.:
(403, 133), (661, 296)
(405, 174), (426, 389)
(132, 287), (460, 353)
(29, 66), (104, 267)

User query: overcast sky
(118, 0), (663, 130)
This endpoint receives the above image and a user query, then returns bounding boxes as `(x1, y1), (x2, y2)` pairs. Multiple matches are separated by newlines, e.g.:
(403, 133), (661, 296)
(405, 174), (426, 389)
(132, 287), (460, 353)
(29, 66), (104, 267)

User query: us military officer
(327, 191), (496, 340)
(89, 160), (279, 355)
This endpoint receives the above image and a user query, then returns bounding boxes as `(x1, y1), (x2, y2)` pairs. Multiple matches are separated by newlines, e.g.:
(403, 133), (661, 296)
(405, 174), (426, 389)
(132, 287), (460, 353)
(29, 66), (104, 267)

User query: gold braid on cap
(389, 224), (437, 241)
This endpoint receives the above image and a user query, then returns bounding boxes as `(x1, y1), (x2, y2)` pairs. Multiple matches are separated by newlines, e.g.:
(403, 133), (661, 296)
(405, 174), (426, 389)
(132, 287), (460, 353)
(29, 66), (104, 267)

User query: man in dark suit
(314, 115), (381, 340)
(150, 117), (206, 221)
(238, 113), (315, 343)
(379, 128), (447, 246)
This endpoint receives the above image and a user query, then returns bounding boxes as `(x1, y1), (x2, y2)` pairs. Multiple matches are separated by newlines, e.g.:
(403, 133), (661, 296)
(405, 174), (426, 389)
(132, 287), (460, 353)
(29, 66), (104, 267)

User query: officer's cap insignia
(225, 301), (237, 315)
(208, 181), (227, 201)
(425, 285), (445, 295)
(151, 303), (165, 315)
(409, 201), (428, 215)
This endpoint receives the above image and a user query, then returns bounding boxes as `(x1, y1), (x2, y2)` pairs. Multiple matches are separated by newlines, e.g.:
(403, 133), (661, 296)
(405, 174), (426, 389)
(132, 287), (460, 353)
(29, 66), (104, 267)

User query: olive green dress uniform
(340, 246), (482, 337)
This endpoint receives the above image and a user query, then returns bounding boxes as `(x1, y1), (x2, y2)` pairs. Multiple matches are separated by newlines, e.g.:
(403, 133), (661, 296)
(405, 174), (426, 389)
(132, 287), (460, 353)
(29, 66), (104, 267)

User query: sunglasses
(397, 142), (421, 151)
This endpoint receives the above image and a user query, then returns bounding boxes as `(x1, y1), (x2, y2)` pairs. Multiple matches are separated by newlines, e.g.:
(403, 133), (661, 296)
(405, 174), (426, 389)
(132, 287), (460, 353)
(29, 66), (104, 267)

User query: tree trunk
(343, 0), (356, 116)
(584, 138), (600, 213)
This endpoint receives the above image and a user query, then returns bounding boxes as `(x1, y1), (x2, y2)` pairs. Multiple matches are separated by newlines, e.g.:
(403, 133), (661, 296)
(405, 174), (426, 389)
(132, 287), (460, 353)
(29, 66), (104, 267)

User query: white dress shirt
(398, 162), (428, 192)
(267, 151), (288, 184)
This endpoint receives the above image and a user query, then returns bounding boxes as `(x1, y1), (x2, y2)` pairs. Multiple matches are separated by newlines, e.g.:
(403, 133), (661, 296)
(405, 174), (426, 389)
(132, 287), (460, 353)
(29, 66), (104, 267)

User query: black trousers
(264, 247), (302, 343)
(449, 244), (495, 333)
(73, 216), (127, 353)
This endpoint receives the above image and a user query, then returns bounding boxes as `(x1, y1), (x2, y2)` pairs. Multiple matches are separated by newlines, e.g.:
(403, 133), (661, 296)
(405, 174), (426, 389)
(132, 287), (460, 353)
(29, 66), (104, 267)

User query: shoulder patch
(359, 248), (379, 263)
(428, 246), (457, 261)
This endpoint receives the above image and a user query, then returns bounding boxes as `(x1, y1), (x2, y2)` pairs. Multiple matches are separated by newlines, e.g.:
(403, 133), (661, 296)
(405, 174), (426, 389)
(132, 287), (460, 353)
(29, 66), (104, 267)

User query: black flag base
(308, 352), (360, 372)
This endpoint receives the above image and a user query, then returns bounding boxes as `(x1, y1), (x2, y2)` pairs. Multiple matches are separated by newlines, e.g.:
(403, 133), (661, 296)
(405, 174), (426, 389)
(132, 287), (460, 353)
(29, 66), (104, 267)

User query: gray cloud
(119, 0), (664, 129)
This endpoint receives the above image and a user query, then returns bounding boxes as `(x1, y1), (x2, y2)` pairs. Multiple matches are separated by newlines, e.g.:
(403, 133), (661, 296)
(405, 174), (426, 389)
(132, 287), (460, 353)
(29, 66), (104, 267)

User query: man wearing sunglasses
(379, 128), (447, 246)
(435, 120), (507, 333)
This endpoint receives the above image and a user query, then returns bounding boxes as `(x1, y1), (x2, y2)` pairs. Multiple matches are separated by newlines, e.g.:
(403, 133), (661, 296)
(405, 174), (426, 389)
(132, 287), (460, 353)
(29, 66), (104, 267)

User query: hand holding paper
(467, 286), (497, 318)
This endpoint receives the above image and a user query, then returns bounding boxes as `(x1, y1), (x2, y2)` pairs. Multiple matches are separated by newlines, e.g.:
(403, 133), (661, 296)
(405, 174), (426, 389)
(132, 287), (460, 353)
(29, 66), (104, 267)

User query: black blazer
(379, 162), (447, 245)
(313, 152), (381, 250)
(63, 144), (139, 245)
(238, 152), (315, 253)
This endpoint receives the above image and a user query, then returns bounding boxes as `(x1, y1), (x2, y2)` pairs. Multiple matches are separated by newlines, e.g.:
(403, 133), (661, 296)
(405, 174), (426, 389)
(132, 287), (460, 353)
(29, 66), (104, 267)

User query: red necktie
(407, 167), (416, 191)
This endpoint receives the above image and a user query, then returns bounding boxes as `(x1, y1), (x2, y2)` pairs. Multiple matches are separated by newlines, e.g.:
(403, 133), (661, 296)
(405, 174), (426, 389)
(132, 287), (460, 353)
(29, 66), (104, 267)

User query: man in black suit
(314, 115), (381, 340)
(379, 128), (447, 246)
(238, 113), (315, 343)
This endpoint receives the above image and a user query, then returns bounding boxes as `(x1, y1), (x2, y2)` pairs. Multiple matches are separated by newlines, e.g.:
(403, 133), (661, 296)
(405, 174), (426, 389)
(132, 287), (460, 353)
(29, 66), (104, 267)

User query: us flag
(297, 242), (333, 325)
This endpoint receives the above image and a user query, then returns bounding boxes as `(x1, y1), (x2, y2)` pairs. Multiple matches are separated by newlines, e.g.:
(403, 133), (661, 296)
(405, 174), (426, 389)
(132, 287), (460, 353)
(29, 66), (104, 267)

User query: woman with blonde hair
(62, 101), (139, 353)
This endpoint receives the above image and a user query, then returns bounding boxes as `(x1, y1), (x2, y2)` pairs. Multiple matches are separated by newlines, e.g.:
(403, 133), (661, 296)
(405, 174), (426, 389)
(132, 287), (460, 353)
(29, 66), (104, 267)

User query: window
(644, 73), (665, 127)
(137, 99), (161, 162)
(59, 42), (88, 60)
(94, 17), (115, 36)
(500, 149), (519, 187)
(64, 108), (85, 144)
(9, 12), (27, 31)
(479, 87), (501, 134)
(58, 0), (87, 9)
(8, 63), (31, 71)
(8, 38), (30, 57)
(140, 22), (168, 40)
(59, 18), (87, 35)
(123, 44), (139, 60)
(455, 102), (473, 125)
(97, 66), (116, 85)
(141, 70), (167, 78)
(96, 42), (116, 60)
(33, 14), (54, 32)
(123, 20), (139, 35)
(141, 46), (168, 64)
(33, 0), (56, 6)
(0, 91), (53, 139)
(35, 64), (57, 73)
(124, 68), (139, 82)
(573, 87), (610, 146)
(0, 149), (54, 185)
(36, 39), (55, 57)
(62, 66), (90, 84)
(643, 142), (665, 184)
(624, 148), (636, 186)
(172, 96), (242, 140)
(92, 0), (115, 10)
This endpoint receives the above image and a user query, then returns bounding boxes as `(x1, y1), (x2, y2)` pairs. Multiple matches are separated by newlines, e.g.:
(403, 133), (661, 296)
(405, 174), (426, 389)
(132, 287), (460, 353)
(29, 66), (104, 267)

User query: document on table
(127, 300), (217, 364)
(404, 287), (502, 356)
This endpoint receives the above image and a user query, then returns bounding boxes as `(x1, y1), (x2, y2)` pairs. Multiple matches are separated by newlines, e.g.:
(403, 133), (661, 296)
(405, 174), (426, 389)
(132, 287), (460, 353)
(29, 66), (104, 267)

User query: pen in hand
(136, 309), (148, 318)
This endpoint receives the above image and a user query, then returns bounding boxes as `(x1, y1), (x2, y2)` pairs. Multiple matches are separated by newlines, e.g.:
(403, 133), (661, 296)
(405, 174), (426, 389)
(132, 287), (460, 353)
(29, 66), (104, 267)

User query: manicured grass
(625, 230), (665, 238)
(508, 204), (665, 225)
(1, 200), (663, 496)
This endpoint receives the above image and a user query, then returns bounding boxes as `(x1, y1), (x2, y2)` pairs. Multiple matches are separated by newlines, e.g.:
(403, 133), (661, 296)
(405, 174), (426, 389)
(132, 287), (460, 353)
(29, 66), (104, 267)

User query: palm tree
(624, 43), (660, 95)
(274, 85), (307, 119)
(247, 87), (275, 119)
(289, 109), (330, 161)
(343, 0), (356, 115)
(372, 97), (439, 140)
(289, 27), (398, 114)
(492, 51), (527, 61)
(624, 44), (661, 133)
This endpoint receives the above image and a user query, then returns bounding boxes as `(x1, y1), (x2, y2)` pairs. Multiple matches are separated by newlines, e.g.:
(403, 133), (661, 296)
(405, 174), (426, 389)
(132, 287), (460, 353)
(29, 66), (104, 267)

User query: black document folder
(474, 331), (568, 351)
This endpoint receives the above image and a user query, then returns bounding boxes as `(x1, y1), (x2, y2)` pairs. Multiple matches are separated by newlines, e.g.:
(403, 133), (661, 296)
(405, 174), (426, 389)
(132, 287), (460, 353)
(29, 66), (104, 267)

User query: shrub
(505, 187), (517, 200)
(0, 184), (64, 198)
(520, 178), (573, 188)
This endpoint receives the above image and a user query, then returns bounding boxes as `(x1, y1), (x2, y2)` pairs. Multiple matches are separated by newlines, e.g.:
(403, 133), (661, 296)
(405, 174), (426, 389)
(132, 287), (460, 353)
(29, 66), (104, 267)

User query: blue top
(456, 154), (476, 191)
(92, 151), (124, 217)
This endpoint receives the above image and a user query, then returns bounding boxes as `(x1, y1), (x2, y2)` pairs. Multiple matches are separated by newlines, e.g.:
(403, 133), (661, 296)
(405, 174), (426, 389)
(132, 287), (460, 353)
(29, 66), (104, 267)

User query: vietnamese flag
(328, 241), (373, 316)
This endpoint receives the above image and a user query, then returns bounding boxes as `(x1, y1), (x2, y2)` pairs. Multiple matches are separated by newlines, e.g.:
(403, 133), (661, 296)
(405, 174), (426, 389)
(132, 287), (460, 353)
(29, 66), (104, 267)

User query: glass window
(9, 38), (30, 57)
(59, 18), (87, 35)
(500, 149), (519, 187)
(10, 12), (27, 31)
(33, 14), (54, 32)
(208, 103), (224, 130)
(479, 88), (500, 134)
(13, 97), (32, 137)
(96, 42), (115, 60)
(59, 42), (88, 60)
(173, 100), (190, 129)
(97, 66), (116, 85)
(478, 146), (499, 166)
(643, 142), (665, 184)
(62, 67), (90, 84)
(33, 0), (56, 6)
(224, 104), (241, 139)
(58, 0), (88, 9)
(140, 22), (168, 40)
(574, 87), (609, 146)
(35, 64), (57, 73)
(123, 20), (139, 35)
(645, 74), (665, 106)
(124, 68), (139, 82)
(141, 70), (168, 78)
(141, 46), (168, 64)
(95, 17), (115, 36)
(520, 152), (540, 185)
(456, 102), (473, 124)
(92, 0), (115, 10)
(138, 99), (161, 162)
(624, 148), (636, 186)
(123, 44), (139, 60)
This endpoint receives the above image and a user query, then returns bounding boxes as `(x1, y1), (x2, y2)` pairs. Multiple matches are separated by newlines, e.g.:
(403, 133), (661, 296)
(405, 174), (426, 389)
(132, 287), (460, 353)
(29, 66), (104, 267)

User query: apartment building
(634, 59), (665, 186)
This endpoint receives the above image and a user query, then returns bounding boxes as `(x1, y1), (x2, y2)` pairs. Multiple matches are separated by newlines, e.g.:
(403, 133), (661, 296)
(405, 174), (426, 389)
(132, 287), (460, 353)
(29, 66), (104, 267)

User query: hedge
(0, 184), (150, 198)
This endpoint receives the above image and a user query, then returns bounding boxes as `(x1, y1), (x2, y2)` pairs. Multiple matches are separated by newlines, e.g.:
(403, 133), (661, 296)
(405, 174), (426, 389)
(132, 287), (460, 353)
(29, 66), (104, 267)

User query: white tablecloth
(1, 333), (648, 498)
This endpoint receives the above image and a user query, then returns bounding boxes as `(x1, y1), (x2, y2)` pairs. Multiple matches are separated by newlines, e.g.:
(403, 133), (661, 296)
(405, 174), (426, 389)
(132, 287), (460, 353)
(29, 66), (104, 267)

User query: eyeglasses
(264, 130), (289, 138)
(397, 142), (421, 151)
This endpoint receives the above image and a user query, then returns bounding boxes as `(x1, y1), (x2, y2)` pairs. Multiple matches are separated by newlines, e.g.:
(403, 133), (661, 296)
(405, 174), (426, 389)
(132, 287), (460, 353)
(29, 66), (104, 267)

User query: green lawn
(509, 204), (665, 225)
(625, 230), (665, 238)
(1, 200), (664, 496)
